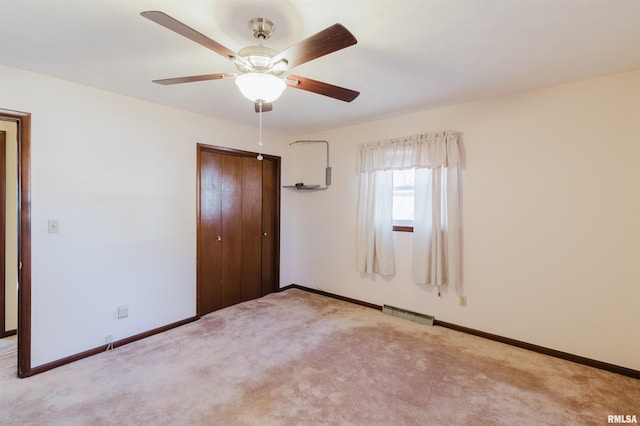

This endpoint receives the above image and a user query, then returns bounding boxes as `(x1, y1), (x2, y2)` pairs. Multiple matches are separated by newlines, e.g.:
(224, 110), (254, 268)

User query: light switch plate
(117, 305), (128, 319)
(48, 219), (59, 233)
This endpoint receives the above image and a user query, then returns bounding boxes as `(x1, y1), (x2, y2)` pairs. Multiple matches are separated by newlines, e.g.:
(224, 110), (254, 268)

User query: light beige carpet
(0, 336), (16, 355)
(1, 289), (638, 425)
(0, 336), (17, 377)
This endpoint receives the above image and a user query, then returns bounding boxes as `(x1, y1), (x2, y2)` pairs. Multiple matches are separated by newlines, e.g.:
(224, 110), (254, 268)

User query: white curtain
(413, 166), (460, 288)
(357, 131), (461, 288)
(356, 169), (395, 275)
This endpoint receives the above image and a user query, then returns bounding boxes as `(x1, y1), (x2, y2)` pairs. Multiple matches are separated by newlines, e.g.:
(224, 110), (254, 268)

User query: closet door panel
(198, 151), (223, 315)
(261, 158), (278, 296)
(220, 155), (243, 308)
(241, 157), (263, 301)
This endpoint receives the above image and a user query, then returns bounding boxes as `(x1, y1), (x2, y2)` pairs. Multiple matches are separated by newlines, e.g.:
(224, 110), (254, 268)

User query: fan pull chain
(257, 101), (264, 161)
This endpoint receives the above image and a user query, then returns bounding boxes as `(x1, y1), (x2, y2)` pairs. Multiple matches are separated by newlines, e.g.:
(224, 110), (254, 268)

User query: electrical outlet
(117, 305), (128, 319)
(459, 295), (467, 307)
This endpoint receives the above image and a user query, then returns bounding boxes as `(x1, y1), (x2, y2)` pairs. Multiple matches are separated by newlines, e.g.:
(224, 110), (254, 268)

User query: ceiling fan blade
(141, 11), (237, 61)
(152, 73), (236, 85)
(255, 102), (273, 113)
(286, 75), (360, 102)
(271, 24), (357, 70)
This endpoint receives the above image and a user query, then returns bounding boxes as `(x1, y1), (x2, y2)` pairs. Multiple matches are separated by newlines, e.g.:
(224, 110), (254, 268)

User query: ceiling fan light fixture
(142, 12), (359, 106)
(235, 73), (286, 103)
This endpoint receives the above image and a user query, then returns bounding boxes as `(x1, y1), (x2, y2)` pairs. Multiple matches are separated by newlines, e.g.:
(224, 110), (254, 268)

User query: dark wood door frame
(0, 108), (32, 378)
(1, 131), (5, 337)
(196, 143), (281, 316)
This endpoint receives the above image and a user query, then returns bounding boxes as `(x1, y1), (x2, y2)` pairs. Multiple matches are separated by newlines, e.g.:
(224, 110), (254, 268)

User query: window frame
(392, 169), (415, 233)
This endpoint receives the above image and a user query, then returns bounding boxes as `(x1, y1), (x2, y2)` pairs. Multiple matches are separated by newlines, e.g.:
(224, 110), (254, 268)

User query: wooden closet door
(240, 157), (263, 301)
(220, 155), (243, 308)
(197, 144), (280, 317)
(261, 158), (278, 296)
(198, 150), (223, 315)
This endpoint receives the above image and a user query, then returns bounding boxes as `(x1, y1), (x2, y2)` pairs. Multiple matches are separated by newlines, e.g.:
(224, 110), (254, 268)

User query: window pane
(393, 192), (414, 222)
(393, 169), (415, 224)
(393, 168), (415, 187)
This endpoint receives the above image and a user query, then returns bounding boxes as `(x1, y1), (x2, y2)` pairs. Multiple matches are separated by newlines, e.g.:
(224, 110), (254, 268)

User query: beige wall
(1, 120), (18, 333)
(1, 63), (637, 371)
(288, 71), (640, 370)
(0, 65), (295, 367)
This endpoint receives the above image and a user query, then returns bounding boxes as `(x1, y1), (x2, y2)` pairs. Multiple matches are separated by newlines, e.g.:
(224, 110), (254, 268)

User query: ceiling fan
(140, 11), (360, 112)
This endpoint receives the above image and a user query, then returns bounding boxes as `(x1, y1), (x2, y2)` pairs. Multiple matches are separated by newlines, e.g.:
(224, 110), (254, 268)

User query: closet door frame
(196, 143), (281, 317)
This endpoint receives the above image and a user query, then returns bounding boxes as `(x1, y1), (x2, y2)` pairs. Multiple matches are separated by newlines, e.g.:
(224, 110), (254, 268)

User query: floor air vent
(382, 305), (434, 326)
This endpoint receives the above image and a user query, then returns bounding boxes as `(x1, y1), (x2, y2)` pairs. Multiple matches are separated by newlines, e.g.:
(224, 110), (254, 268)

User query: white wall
(1, 64), (637, 371)
(0, 65), (295, 367)
(1, 120), (18, 332)
(288, 71), (640, 370)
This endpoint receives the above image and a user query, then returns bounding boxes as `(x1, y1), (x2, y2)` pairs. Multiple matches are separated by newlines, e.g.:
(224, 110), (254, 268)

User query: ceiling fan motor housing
(235, 45), (286, 76)
(249, 18), (275, 40)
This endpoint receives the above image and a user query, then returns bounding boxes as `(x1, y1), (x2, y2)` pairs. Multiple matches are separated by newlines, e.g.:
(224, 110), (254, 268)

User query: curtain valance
(358, 131), (460, 174)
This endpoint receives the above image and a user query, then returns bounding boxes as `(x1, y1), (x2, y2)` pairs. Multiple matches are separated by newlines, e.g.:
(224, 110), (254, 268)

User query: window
(357, 131), (461, 285)
(392, 169), (415, 232)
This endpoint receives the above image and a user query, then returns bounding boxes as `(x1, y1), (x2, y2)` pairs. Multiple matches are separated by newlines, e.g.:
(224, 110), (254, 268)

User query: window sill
(393, 225), (414, 233)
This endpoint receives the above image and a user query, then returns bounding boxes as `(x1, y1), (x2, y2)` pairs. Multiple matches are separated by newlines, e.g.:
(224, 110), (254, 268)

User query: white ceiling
(1, 0), (639, 135)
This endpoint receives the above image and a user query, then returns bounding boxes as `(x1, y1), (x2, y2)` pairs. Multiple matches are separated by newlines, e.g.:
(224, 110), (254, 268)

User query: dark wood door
(198, 150), (223, 314)
(261, 158), (277, 296)
(219, 154), (242, 308)
(197, 145), (280, 316)
(240, 157), (263, 302)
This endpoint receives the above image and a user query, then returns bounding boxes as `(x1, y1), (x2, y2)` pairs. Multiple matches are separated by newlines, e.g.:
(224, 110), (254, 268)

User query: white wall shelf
(283, 140), (331, 191)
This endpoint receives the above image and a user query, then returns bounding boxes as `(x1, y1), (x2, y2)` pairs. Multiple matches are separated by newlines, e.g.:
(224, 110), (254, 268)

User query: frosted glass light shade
(235, 73), (286, 103)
